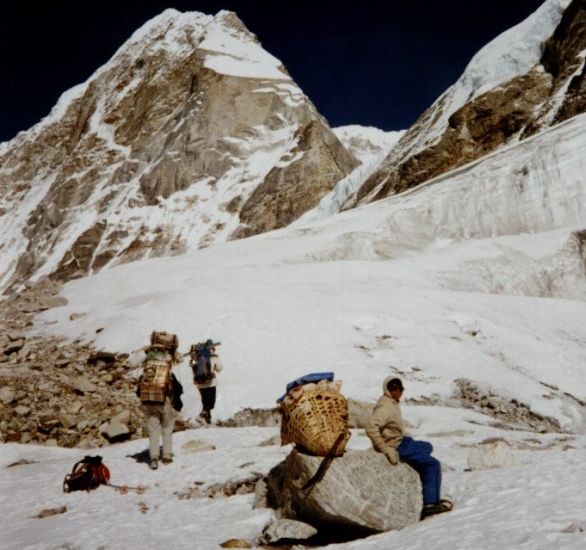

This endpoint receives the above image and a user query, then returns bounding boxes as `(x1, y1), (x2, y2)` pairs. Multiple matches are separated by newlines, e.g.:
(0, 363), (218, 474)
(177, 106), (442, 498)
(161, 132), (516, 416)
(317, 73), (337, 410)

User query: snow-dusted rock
(14, 406), (31, 417)
(58, 412), (77, 430)
(73, 377), (96, 394)
(0, 387), (15, 404)
(99, 410), (132, 441)
(181, 438), (216, 453)
(267, 449), (422, 532)
(467, 439), (516, 470)
(259, 518), (318, 544)
(101, 420), (130, 442)
(112, 410), (131, 426)
(2, 339), (25, 355)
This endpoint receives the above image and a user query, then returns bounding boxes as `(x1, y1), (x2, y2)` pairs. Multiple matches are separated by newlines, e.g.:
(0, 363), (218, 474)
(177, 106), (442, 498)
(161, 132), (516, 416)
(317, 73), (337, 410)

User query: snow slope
(2, 416), (585, 549)
(2, 106), (585, 550)
(33, 113), (586, 429)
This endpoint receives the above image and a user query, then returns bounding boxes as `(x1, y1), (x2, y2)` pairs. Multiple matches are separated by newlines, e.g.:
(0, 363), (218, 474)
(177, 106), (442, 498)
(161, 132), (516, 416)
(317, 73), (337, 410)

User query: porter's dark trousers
(199, 386), (216, 416)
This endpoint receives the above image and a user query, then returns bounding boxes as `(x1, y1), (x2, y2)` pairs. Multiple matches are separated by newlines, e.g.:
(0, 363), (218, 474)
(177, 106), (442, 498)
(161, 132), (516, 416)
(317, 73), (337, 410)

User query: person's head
(386, 377), (404, 400)
(205, 339), (219, 353)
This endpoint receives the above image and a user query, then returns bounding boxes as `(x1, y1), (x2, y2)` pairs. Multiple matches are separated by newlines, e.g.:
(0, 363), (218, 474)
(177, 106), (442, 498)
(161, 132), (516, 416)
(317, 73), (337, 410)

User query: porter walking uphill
(133, 331), (183, 470)
(190, 339), (223, 424)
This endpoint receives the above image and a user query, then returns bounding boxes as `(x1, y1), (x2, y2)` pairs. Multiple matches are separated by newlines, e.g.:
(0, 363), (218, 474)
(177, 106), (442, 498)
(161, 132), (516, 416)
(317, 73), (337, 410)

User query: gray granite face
(0, 11), (358, 293)
(268, 448), (422, 532)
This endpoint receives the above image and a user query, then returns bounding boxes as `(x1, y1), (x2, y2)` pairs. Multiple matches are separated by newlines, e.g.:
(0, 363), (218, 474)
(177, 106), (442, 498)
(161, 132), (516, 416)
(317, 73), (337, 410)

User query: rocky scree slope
(0, 280), (150, 448)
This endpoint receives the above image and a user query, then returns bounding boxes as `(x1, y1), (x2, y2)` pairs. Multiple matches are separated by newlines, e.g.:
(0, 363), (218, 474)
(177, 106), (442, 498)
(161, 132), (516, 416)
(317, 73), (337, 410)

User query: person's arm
(213, 356), (223, 374)
(366, 403), (399, 464)
(366, 405), (391, 454)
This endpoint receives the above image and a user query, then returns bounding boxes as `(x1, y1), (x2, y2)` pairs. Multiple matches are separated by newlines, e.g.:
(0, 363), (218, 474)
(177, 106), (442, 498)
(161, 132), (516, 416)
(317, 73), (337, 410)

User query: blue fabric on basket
(277, 372), (334, 402)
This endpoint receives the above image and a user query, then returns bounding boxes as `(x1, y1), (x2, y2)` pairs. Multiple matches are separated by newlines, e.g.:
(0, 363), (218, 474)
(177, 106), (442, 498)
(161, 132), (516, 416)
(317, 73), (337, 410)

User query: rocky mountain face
(1, 1), (584, 452)
(0, 9), (358, 292)
(2, 2), (583, 294)
(347, 0), (585, 206)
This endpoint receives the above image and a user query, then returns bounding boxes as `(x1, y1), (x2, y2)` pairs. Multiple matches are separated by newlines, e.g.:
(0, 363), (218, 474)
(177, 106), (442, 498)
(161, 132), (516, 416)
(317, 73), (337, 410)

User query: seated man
(366, 376), (452, 518)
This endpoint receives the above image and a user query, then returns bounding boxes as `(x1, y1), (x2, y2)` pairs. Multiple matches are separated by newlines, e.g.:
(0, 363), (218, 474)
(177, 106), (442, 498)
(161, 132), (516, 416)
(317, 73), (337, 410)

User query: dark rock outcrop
(347, 0), (585, 207)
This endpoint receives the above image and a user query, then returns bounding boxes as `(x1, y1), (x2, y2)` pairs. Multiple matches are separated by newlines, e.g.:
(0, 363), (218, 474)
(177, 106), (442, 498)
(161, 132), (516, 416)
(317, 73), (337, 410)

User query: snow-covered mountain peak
(105, 8), (288, 81)
(0, 7), (358, 292)
(121, 8), (210, 48)
(415, 0), (572, 149)
(199, 11), (290, 80)
(333, 125), (404, 163)
(456, 0), (571, 103)
(348, 0), (584, 207)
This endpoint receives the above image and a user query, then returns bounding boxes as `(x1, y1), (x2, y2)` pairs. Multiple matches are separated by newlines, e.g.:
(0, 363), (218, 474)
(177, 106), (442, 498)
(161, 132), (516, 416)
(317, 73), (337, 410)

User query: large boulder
(267, 449), (422, 532)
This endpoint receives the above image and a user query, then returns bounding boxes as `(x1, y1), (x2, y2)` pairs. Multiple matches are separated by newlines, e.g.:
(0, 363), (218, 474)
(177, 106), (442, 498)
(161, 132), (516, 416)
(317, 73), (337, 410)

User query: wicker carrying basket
(281, 389), (350, 456)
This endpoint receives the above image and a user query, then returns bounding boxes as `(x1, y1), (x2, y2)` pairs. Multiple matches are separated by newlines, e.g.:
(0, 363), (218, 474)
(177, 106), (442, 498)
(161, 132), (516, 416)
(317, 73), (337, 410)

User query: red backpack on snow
(63, 455), (111, 493)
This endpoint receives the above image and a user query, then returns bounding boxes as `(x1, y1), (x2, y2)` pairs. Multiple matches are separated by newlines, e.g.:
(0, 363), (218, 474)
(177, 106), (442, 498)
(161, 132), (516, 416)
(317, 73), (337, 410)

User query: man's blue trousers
(397, 436), (441, 505)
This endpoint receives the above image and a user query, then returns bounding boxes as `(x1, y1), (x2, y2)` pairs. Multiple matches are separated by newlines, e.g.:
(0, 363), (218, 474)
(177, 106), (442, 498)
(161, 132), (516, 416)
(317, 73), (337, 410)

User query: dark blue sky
(1, 0), (545, 142)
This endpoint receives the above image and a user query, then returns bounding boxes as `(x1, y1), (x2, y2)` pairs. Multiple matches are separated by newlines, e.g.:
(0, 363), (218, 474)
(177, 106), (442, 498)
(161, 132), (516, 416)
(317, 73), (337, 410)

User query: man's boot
(421, 498), (453, 519)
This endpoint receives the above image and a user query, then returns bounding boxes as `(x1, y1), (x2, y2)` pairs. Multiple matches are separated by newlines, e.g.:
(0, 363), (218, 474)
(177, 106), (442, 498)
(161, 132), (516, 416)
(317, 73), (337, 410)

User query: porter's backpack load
(190, 341), (220, 384)
(150, 331), (178, 351)
(139, 350), (172, 404)
(63, 455), (110, 493)
(190, 343), (213, 384)
(280, 374), (350, 457)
